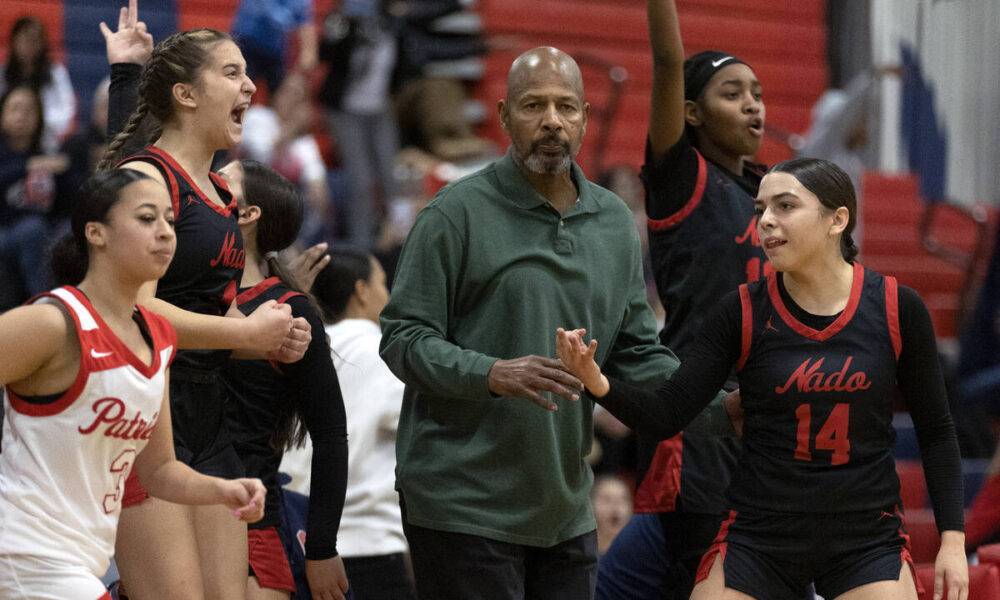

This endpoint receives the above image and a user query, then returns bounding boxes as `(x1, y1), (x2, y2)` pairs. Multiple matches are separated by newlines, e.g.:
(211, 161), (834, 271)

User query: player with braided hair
(97, 5), (312, 598)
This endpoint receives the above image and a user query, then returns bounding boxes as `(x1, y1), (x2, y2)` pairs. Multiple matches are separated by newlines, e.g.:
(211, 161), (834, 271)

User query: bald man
(379, 47), (731, 599)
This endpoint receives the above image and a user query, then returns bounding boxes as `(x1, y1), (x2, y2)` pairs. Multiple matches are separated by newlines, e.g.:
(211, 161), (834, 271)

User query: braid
(842, 232), (859, 263)
(98, 28), (232, 171)
(98, 99), (151, 170)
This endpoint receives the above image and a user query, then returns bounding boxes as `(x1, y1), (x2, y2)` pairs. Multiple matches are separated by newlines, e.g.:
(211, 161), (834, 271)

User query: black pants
(400, 496), (597, 600)
(342, 553), (416, 600)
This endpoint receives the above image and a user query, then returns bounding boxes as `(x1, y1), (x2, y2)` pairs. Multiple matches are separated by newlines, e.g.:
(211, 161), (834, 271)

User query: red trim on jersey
(236, 277), (283, 304)
(893, 505), (925, 595)
(118, 152), (181, 217)
(66, 287), (166, 379)
(633, 436), (683, 512)
(768, 262), (865, 342)
(277, 291), (304, 304)
(647, 151), (707, 230)
(136, 304), (178, 366)
(695, 509), (737, 585)
(735, 284), (753, 371)
(97, 590), (113, 600)
(8, 288), (95, 417)
(8, 288), (174, 417)
(885, 276), (902, 360)
(144, 146), (235, 217)
(121, 468), (149, 508)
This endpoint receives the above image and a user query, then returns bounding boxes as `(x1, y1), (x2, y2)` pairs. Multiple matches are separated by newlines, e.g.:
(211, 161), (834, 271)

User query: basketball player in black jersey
(595, 2), (768, 598)
(558, 159), (968, 600)
(97, 11), (312, 599)
(218, 159), (350, 600)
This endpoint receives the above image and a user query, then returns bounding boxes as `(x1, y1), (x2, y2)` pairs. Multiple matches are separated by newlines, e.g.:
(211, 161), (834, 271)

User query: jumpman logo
(766, 318), (779, 332)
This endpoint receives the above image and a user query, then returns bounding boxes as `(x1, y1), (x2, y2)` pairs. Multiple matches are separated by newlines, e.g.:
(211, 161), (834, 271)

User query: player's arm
(647, 0), (686, 155)
(558, 291), (742, 440)
(134, 374), (265, 521)
(896, 286), (968, 599)
(0, 304), (68, 388)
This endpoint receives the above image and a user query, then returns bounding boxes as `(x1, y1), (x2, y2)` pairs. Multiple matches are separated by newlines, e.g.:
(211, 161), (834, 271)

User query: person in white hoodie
(280, 246), (416, 600)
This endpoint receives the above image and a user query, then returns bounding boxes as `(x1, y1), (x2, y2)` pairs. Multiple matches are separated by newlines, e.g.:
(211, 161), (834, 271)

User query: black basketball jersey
(636, 136), (767, 515)
(223, 277), (347, 559)
(223, 277), (304, 528)
(730, 263), (903, 514)
(119, 146), (244, 371)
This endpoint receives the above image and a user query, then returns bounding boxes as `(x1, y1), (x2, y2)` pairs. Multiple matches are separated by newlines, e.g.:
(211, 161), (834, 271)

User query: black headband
(684, 50), (750, 101)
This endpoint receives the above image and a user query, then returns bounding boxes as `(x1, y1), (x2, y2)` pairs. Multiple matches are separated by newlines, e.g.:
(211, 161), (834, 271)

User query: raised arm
(647, 0), (687, 155)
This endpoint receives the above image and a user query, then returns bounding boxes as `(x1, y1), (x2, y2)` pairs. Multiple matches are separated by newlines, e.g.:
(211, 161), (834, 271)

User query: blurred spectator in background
(239, 72), (330, 243)
(793, 65), (901, 247)
(319, 0), (399, 250)
(0, 84), (66, 309)
(54, 77), (110, 231)
(591, 475), (633, 559)
(231, 0), (318, 95)
(0, 16), (76, 153)
(392, 0), (496, 164)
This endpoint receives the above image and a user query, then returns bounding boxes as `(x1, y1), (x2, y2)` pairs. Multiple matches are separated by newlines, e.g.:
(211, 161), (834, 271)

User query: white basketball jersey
(0, 286), (176, 577)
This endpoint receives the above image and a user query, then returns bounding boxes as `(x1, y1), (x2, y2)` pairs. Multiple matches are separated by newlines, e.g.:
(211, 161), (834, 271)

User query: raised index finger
(128, 0), (139, 29)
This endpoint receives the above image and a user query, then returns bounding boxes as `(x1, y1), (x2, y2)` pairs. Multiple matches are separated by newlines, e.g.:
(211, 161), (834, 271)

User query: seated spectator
(0, 84), (67, 308)
(1, 16), (76, 152)
(54, 77), (110, 229)
(592, 475), (633, 558)
(238, 72), (330, 242)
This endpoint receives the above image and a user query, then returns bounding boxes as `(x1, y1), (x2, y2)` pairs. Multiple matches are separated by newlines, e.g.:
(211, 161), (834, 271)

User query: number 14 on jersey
(794, 403), (850, 465)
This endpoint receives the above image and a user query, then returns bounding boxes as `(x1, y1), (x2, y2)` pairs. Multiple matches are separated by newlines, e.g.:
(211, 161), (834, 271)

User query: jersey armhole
(647, 150), (708, 231)
(735, 284), (753, 372)
(117, 153), (182, 217)
(8, 290), (89, 416)
(885, 276), (902, 360)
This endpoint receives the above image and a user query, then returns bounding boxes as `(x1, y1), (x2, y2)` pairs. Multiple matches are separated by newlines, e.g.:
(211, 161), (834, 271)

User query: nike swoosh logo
(711, 56), (735, 68)
(91, 349), (113, 359)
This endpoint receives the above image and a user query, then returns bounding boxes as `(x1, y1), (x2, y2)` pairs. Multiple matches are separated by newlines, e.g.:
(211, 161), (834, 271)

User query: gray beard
(517, 145), (577, 175)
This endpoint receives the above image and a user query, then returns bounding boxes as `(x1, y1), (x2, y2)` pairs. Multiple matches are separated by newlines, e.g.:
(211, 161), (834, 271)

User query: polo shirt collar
(495, 146), (600, 215)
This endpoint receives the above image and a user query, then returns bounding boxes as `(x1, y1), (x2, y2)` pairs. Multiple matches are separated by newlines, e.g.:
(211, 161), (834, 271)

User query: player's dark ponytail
(50, 169), (153, 285)
(312, 247), (373, 323)
(240, 159), (323, 451)
(768, 158), (860, 263)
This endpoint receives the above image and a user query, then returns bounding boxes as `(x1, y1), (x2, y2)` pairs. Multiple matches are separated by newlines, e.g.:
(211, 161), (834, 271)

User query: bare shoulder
(0, 302), (76, 385)
(117, 160), (167, 186)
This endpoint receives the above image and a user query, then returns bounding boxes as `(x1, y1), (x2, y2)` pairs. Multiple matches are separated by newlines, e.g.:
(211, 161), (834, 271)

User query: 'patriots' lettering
(775, 357), (871, 394)
(78, 397), (159, 440)
(210, 232), (246, 269)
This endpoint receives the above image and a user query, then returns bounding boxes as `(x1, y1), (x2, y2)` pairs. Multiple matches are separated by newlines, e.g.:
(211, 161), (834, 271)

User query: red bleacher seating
(906, 508), (941, 565)
(897, 459), (930, 512)
(475, 0), (827, 170)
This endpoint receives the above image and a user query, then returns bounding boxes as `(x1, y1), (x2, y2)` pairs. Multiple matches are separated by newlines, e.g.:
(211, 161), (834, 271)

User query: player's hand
(288, 242), (330, 291)
(487, 354), (583, 411)
(99, 0), (154, 65)
(305, 555), (350, 600)
(220, 478), (266, 522)
(268, 316), (312, 364)
(555, 328), (608, 397)
(934, 531), (969, 600)
(245, 300), (293, 352)
(724, 389), (744, 436)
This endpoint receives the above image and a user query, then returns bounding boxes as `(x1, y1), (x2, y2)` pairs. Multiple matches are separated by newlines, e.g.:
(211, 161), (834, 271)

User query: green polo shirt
(380, 149), (727, 546)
